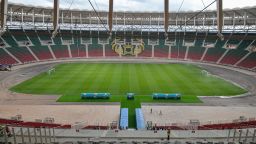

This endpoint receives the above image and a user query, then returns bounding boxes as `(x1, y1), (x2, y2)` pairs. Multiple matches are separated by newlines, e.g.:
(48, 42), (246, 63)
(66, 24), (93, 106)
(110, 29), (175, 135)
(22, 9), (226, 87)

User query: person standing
(167, 129), (171, 140)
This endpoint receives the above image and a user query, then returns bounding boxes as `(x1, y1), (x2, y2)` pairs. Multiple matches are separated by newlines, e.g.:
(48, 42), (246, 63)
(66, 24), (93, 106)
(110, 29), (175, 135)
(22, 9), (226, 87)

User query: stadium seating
(105, 43), (119, 57)
(88, 38), (103, 57)
(154, 34), (169, 58)
(50, 45), (70, 59)
(37, 30), (52, 40)
(81, 31), (91, 44)
(171, 46), (187, 59)
(236, 37), (256, 69)
(187, 46), (206, 60)
(6, 46), (36, 63)
(139, 32), (152, 57)
(61, 30), (73, 44)
(0, 30), (255, 71)
(186, 32), (207, 60)
(9, 29), (29, 42)
(70, 44), (87, 58)
(168, 32), (186, 59)
(203, 33), (229, 62)
(25, 30), (42, 45)
(184, 32), (195, 45)
(237, 52), (256, 69)
(29, 46), (53, 60)
(73, 30), (82, 45)
(220, 39), (251, 66)
(0, 118), (71, 129)
(52, 31), (63, 45)
(195, 32), (206, 47)
(0, 48), (18, 64)
(204, 32), (217, 46)
(1, 31), (19, 47)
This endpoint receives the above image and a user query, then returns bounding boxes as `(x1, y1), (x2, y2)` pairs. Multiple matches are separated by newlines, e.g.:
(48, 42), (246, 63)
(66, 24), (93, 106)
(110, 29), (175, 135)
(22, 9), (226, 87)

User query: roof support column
(32, 9), (35, 24)
(10, 7), (12, 24)
(52, 0), (59, 38)
(0, 0), (8, 33)
(232, 12), (235, 27)
(21, 8), (24, 23)
(217, 0), (223, 39)
(164, 0), (169, 33)
(203, 14), (206, 29)
(243, 12), (247, 29)
(79, 13), (82, 25)
(61, 12), (64, 24)
(42, 10), (45, 24)
(108, 0), (113, 34)
(70, 12), (73, 25)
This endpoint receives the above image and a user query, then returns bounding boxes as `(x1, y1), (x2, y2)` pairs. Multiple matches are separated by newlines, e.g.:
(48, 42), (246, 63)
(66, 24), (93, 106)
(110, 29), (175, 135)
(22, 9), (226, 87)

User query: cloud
(9, 0), (256, 12)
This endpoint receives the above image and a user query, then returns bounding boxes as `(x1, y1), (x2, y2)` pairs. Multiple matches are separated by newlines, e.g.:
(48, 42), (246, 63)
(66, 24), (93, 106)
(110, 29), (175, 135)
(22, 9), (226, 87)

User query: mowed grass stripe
(107, 64), (121, 94)
(152, 64), (173, 93)
(129, 64), (140, 93)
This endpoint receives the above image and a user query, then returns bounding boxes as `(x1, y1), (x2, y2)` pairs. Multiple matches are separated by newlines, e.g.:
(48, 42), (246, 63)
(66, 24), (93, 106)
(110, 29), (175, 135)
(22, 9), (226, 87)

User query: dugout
(81, 93), (110, 99)
(127, 93), (135, 100)
(152, 93), (181, 100)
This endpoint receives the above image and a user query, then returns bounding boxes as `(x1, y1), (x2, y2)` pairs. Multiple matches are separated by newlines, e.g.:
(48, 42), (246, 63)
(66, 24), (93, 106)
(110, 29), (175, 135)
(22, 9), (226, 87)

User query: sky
(9, 0), (256, 12)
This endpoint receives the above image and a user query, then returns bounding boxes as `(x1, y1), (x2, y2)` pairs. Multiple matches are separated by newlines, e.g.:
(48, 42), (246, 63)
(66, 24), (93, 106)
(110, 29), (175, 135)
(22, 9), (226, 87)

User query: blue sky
(9, 0), (256, 12)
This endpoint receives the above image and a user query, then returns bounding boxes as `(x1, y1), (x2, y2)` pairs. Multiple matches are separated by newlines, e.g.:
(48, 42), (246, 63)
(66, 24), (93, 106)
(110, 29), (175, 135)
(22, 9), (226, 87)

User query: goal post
(201, 70), (210, 77)
(47, 68), (56, 75)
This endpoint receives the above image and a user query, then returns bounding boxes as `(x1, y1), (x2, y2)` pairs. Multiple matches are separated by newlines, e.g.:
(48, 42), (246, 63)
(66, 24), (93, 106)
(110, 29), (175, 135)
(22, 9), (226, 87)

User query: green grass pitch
(10, 63), (247, 128)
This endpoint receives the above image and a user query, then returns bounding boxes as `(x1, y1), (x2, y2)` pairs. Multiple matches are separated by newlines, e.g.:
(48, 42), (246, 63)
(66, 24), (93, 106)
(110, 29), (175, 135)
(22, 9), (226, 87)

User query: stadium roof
(7, 3), (256, 19)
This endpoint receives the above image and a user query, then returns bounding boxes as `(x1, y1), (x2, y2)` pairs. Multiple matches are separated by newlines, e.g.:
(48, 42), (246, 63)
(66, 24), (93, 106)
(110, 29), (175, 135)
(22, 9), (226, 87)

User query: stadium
(0, 0), (256, 143)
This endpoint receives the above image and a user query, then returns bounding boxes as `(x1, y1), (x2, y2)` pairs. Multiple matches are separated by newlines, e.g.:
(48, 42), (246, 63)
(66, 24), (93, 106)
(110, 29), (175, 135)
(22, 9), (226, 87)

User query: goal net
(201, 70), (210, 77)
(47, 68), (55, 75)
